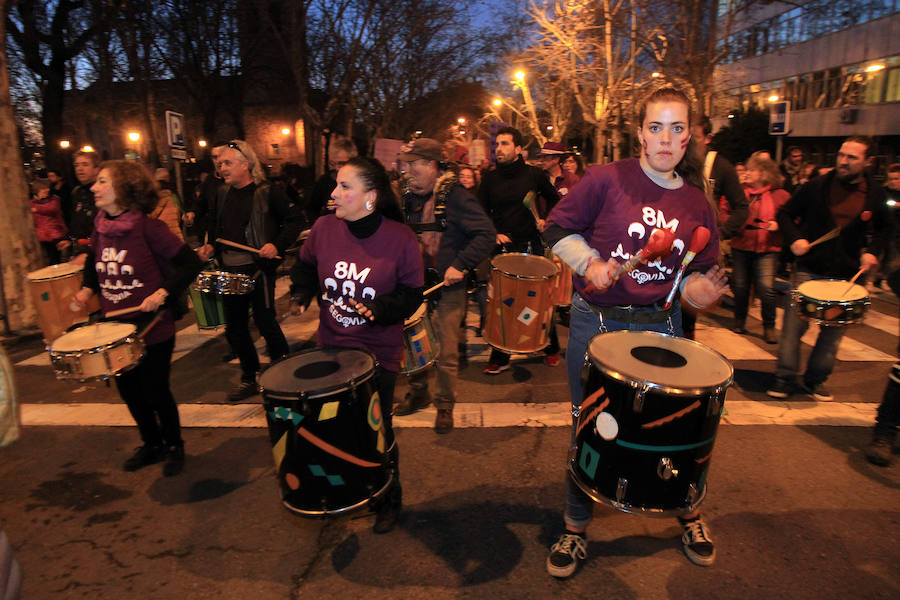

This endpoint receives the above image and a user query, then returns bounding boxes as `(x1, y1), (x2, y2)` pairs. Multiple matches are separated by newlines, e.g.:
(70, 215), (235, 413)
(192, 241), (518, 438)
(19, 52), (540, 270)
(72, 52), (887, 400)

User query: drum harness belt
(579, 293), (676, 335)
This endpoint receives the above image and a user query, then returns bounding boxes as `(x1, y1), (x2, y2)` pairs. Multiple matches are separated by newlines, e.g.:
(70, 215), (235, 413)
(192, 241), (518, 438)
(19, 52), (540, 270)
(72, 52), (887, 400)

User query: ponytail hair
(344, 156), (403, 222)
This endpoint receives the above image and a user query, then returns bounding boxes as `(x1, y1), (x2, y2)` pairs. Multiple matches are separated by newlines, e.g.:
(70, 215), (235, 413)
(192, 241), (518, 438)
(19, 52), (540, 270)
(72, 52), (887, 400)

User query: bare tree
(0, 0), (42, 334)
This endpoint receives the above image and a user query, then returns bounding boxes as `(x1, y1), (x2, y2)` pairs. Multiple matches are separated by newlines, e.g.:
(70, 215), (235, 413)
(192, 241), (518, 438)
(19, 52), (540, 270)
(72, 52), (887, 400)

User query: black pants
(374, 366), (401, 505)
(115, 336), (181, 448)
(222, 266), (289, 380)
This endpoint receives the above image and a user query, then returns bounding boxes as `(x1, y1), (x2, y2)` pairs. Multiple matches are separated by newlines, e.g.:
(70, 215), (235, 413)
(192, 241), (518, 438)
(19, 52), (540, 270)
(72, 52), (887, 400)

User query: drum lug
(616, 477), (628, 503)
(657, 457), (678, 481)
(686, 483), (700, 505)
(707, 388), (722, 416)
(633, 386), (648, 413)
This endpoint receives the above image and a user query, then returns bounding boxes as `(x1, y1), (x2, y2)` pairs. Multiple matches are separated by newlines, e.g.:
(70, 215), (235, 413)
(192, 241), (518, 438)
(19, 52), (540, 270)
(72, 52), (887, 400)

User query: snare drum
(188, 287), (226, 329)
(192, 270), (255, 295)
(549, 253), (574, 306)
(400, 303), (437, 375)
(793, 279), (869, 326)
(260, 348), (391, 517)
(570, 331), (733, 516)
(49, 322), (144, 381)
(484, 253), (558, 353)
(27, 263), (101, 343)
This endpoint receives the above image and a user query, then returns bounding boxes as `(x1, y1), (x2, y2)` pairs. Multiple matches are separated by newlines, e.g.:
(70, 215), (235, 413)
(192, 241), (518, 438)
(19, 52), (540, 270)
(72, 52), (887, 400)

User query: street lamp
(80, 145), (94, 153)
(493, 99), (502, 107)
(281, 127), (291, 135)
(651, 72), (662, 78)
(59, 140), (70, 149)
(198, 139), (208, 148)
(127, 131), (141, 142)
(767, 95), (780, 103)
(457, 117), (466, 125)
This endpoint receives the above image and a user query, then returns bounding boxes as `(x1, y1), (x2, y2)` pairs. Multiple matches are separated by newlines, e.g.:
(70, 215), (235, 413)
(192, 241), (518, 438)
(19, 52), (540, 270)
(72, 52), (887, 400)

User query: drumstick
(663, 226), (712, 309)
(807, 227), (840, 249)
(840, 267), (866, 298)
(216, 237), (282, 260)
(583, 228), (676, 294)
(105, 306), (142, 318)
(423, 281), (445, 296)
(522, 190), (540, 223)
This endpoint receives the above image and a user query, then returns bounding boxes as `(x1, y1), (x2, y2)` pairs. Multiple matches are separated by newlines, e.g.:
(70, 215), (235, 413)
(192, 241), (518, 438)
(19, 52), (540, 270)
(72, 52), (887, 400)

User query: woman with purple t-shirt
(290, 156), (424, 534)
(72, 161), (203, 477)
(542, 87), (729, 577)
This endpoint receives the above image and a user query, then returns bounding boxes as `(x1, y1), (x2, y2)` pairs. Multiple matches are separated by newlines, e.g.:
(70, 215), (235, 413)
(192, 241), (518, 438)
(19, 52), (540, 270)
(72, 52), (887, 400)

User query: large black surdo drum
(260, 347), (392, 517)
(569, 331), (733, 516)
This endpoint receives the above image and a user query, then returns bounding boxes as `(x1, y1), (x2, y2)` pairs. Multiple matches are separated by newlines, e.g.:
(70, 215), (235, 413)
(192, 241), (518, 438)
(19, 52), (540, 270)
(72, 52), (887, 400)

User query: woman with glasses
(197, 140), (303, 401)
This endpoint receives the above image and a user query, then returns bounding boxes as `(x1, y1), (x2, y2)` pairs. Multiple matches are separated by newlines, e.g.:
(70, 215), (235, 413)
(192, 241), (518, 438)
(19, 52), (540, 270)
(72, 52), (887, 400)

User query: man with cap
(537, 141), (581, 206)
(479, 127), (562, 373)
(396, 138), (496, 433)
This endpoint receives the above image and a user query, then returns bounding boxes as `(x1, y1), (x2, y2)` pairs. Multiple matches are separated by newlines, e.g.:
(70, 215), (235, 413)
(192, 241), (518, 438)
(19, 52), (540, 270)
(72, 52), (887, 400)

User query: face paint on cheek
(680, 137), (689, 151)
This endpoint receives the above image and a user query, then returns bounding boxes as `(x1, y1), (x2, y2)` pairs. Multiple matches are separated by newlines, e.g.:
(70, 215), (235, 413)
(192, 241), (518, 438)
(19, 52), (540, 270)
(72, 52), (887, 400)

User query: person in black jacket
(197, 140), (303, 401)
(479, 127), (562, 373)
(395, 138), (496, 433)
(767, 136), (889, 401)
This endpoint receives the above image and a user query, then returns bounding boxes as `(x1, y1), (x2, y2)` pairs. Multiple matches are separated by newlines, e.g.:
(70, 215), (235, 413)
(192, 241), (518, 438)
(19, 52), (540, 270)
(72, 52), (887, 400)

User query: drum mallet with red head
(663, 226), (712, 310)
(583, 228), (676, 294)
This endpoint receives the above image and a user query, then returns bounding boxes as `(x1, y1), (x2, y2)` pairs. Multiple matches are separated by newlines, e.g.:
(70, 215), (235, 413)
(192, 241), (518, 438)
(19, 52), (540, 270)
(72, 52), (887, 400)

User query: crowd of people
(21, 83), (900, 577)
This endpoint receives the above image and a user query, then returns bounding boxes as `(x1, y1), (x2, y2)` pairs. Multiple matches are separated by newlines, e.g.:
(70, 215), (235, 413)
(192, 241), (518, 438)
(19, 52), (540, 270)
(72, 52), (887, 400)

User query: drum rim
(566, 462), (707, 518)
(49, 322), (139, 353)
(491, 252), (559, 280)
(586, 331), (734, 396)
(280, 471), (394, 517)
(794, 278), (868, 302)
(27, 263), (84, 280)
(260, 347), (377, 400)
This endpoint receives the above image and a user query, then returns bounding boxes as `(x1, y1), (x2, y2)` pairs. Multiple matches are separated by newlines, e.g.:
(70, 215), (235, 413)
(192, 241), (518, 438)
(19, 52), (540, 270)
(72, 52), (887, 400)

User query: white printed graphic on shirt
(609, 207), (685, 285)
(96, 247), (144, 303)
(322, 260), (377, 328)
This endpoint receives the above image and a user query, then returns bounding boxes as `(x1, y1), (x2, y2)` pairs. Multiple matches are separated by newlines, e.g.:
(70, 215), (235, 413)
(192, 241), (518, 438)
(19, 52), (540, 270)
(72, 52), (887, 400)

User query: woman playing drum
(71, 160), (203, 476)
(542, 87), (729, 576)
(290, 156), (424, 533)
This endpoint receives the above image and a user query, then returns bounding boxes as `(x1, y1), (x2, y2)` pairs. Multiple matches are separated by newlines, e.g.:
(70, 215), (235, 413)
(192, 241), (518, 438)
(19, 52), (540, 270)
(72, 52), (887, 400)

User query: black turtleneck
(346, 210), (382, 238)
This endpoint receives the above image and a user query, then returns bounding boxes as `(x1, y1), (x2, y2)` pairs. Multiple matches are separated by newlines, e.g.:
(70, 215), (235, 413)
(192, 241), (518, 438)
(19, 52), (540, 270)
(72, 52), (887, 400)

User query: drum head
(492, 253), (558, 279)
(797, 279), (867, 301)
(260, 347), (375, 397)
(27, 262), (83, 281)
(587, 331), (733, 395)
(51, 322), (137, 352)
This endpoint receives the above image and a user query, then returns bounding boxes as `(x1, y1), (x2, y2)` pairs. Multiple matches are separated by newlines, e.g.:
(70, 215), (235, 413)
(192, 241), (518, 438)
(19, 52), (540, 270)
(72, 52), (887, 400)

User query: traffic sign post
(769, 101), (790, 162)
(165, 111), (187, 233)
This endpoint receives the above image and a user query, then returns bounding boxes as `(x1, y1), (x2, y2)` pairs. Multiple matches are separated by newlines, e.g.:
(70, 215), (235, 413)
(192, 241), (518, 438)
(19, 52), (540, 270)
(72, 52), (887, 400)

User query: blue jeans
(774, 270), (846, 386)
(731, 250), (778, 328)
(563, 292), (683, 529)
(875, 362), (900, 440)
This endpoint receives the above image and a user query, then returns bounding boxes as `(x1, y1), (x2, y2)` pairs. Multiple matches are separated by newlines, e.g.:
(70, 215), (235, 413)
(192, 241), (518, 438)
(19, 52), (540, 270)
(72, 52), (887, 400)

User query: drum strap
(583, 300), (674, 325)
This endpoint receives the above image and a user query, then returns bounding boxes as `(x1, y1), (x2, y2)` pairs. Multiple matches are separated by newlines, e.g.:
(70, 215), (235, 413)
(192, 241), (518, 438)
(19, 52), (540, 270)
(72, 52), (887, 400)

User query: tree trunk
(0, 12), (41, 334)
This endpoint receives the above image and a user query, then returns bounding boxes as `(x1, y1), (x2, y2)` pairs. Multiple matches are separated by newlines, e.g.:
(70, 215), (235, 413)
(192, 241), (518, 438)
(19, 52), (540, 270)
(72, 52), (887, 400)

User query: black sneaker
(162, 444), (185, 477)
(123, 444), (163, 472)
(227, 379), (260, 402)
(766, 378), (794, 399)
(373, 483), (402, 534)
(801, 381), (833, 401)
(394, 392), (431, 416)
(221, 351), (237, 363)
(546, 533), (587, 578)
(865, 437), (893, 467)
(680, 517), (716, 566)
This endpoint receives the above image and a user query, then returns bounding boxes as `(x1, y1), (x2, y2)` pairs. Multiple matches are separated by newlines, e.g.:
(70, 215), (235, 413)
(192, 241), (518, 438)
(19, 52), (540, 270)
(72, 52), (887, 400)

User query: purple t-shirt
(300, 215), (424, 371)
(548, 158), (719, 306)
(91, 211), (185, 344)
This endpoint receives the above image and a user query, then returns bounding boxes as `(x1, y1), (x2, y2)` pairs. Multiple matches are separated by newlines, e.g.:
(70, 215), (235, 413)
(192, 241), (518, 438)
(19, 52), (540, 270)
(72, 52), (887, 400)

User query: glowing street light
(865, 64), (885, 73)
(767, 95), (780, 103)
(493, 99), (502, 107)
(281, 127), (291, 135)
(59, 140), (70, 149)
(457, 117), (466, 125)
(198, 140), (208, 148)
(81, 145), (94, 153)
(651, 72), (662, 78)
(514, 71), (525, 82)
(127, 131), (141, 142)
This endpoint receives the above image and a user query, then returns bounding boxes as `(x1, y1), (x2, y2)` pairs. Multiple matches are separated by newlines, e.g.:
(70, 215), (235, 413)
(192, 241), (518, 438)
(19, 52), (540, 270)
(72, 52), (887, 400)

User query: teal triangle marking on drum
(326, 474), (345, 486)
(41, 292), (49, 301)
(291, 412), (303, 426)
(309, 464), (325, 477)
(503, 297), (514, 307)
(579, 441), (600, 479)
(615, 437), (716, 453)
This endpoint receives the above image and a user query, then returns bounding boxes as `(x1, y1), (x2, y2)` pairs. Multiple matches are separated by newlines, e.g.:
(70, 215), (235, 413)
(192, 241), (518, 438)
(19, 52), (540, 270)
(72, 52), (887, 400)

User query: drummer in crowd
(71, 160), (204, 476)
(196, 140), (303, 402)
(60, 150), (101, 261)
(767, 136), (889, 401)
(479, 127), (561, 374)
(397, 138), (496, 433)
(542, 86), (727, 577)
(289, 156), (424, 533)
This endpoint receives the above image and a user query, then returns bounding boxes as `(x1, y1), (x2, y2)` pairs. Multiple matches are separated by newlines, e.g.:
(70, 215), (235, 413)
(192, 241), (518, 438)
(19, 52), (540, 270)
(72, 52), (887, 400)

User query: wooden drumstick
(807, 227), (840, 249)
(105, 306), (142, 318)
(216, 237), (282, 260)
(840, 267), (866, 298)
(663, 226), (712, 309)
(423, 281), (445, 296)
